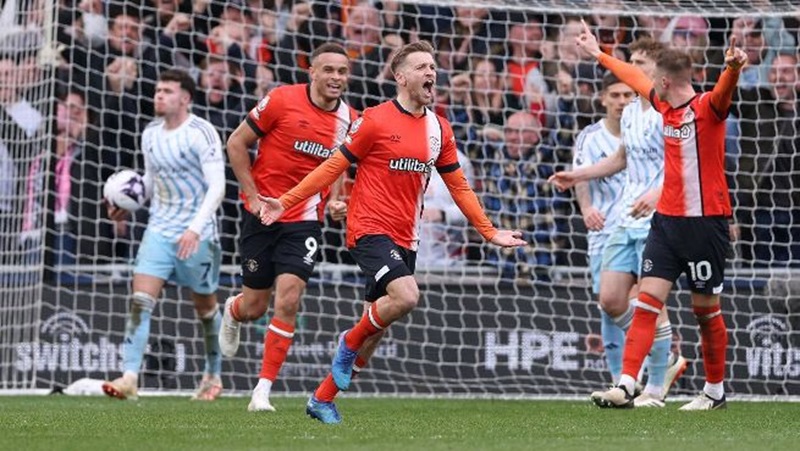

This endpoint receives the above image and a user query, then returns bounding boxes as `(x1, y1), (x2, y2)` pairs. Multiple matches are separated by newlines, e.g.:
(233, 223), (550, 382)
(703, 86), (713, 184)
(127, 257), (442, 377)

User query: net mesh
(0, 0), (798, 398)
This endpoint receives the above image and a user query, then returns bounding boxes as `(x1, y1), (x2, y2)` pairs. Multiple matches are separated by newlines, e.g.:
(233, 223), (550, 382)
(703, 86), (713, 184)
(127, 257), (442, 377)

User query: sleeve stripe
(246, 115), (266, 138)
(339, 144), (358, 163)
(437, 162), (461, 173)
(189, 119), (217, 146)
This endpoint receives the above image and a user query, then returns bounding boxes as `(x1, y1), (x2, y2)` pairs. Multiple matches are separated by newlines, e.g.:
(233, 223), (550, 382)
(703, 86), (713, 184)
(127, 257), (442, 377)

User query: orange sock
(344, 303), (387, 350)
(258, 318), (294, 380)
(621, 292), (662, 380)
(230, 293), (244, 322)
(694, 304), (728, 384)
(314, 356), (368, 402)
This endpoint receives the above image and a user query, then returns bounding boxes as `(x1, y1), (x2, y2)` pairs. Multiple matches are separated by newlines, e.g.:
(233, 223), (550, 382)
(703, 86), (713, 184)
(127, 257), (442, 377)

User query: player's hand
(548, 171), (579, 192)
(725, 36), (748, 71)
(177, 230), (200, 260)
(576, 20), (602, 59)
(581, 206), (605, 231)
(630, 188), (661, 218)
(490, 230), (527, 248)
(728, 223), (740, 242)
(328, 200), (347, 222)
(105, 199), (129, 222)
(258, 195), (285, 226)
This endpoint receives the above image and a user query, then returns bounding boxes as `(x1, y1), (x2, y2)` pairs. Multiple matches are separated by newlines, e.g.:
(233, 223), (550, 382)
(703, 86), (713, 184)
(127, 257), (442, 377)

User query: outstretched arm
(549, 145), (627, 192)
(576, 20), (653, 98)
(278, 151), (351, 210)
(440, 169), (526, 247)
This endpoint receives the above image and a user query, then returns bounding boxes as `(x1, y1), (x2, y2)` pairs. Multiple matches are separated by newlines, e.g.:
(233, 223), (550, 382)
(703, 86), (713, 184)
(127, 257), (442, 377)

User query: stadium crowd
(0, 0), (798, 279)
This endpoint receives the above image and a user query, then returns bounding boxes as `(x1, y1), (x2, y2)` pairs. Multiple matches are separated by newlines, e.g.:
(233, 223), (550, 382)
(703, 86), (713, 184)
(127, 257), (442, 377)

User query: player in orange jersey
(575, 20), (747, 410)
(259, 41), (526, 423)
(222, 43), (357, 412)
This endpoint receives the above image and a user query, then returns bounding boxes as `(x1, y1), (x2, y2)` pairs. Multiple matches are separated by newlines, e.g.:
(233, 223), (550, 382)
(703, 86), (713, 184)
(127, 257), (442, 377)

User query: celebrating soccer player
(550, 39), (688, 408)
(221, 43), (358, 412)
(103, 70), (226, 401)
(259, 41), (526, 423)
(574, 20), (746, 410)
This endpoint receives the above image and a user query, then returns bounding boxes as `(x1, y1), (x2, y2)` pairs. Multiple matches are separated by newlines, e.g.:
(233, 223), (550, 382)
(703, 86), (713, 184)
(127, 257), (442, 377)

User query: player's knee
(598, 291), (626, 317)
(391, 283), (419, 313)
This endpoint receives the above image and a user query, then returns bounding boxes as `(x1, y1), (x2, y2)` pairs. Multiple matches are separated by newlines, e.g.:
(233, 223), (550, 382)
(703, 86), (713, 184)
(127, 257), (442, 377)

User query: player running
(574, 20), (745, 410)
(103, 70), (226, 401)
(259, 41), (526, 423)
(221, 43), (358, 412)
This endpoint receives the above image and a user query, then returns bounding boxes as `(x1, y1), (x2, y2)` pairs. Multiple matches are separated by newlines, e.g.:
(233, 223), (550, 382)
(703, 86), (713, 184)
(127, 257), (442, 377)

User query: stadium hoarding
(9, 282), (798, 397)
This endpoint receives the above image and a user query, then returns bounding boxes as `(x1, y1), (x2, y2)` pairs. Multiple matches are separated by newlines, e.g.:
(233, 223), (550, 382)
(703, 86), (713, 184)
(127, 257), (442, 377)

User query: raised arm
(709, 37), (746, 118)
(576, 20), (653, 98)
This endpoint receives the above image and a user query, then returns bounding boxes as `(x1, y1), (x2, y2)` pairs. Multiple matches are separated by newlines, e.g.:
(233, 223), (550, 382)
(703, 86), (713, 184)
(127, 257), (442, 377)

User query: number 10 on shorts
(688, 260), (712, 282)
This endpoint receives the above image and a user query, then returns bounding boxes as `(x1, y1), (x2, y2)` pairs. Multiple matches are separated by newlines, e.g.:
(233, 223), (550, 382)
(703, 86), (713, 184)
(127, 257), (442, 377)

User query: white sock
(643, 384), (662, 397)
(123, 371), (138, 383)
(619, 374), (637, 394)
(703, 382), (724, 400)
(255, 378), (273, 394)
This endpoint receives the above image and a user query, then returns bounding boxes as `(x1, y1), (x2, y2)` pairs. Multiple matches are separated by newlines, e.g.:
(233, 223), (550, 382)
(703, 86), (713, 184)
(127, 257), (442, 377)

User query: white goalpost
(1, 0), (798, 400)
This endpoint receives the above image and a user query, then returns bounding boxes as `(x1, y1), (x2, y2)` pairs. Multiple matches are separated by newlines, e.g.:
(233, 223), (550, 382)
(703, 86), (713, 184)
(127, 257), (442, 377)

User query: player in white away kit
(551, 38), (687, 407)
(103, 70), (226, 401)
(572, 72), (632, 387)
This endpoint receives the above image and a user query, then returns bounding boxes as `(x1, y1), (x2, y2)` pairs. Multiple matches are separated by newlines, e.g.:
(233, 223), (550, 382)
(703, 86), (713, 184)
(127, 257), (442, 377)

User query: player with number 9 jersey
(221, 44), (357, 413)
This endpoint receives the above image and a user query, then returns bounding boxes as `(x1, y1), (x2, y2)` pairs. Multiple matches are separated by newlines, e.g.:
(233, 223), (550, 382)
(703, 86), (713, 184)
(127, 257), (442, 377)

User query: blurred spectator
(70, 8), (175, 157)
(482, 112), (571, 278)
(272, 1), (336, 85)
(662, 16), (724, 90)
(0, 36), (46, 264)
(417, 150), (475, 269)
(591, 0), (634, 60)
(437, 7), (505, 74)
(505, 19), (545, 96)
(635, 14), (671, 41)
(729, 16), (796, 89)
(46, 89), (116, 271)
(734, 53), (800, 265)
(446, 58), (523, 153)
(343, 2), (393, 110)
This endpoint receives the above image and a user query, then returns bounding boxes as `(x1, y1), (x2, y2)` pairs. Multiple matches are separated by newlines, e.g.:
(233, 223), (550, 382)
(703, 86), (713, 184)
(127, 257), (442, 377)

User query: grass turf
(0, 396), (797, 451)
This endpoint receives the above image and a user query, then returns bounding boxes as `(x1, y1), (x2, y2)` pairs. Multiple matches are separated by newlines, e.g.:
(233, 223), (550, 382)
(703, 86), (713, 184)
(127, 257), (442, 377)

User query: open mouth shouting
(422, 79), (435, 98)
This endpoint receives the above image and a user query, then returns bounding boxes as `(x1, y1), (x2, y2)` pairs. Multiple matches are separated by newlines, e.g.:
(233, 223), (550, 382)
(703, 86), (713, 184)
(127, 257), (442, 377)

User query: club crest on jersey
(294, 140), (334, 159)
(663, 124), (692, 139)
(389, 158), (435, 174)
(245, 259), (259, 273)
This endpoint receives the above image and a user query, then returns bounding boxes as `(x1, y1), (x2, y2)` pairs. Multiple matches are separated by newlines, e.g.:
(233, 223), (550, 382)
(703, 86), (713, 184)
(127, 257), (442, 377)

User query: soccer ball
(103, 169), (148, 211)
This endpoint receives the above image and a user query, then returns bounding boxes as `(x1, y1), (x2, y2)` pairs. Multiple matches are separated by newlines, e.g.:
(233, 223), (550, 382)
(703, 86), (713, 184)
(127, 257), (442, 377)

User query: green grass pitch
(1, 396), (797, 451)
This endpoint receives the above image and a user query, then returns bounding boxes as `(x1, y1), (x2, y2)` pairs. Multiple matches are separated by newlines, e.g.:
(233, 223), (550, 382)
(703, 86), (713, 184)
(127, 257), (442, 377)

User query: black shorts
(641, 213), (731, 294)
(239, 215), (322, 289)
(349, 235), (416, 302)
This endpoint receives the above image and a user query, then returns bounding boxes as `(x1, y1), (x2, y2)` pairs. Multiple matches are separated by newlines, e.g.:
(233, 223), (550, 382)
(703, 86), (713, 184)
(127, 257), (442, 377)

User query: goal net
(2, 0), (798, 399)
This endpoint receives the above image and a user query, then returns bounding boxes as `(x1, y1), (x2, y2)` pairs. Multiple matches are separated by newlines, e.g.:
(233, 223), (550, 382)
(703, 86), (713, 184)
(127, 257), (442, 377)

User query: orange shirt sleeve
(708, 67), (741, 121)
(440, 169), (498, 242)
(278, 151), (351, 210)
(246, 87), (283, 137)
(597, 53), (655, 100)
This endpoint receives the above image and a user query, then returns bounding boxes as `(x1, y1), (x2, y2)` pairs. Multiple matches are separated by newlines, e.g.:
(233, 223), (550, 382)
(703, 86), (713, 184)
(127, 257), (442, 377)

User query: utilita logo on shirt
(388, 158), (435, 173)
(293, 140), (334, 159)
(663, 124), (693, 139)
